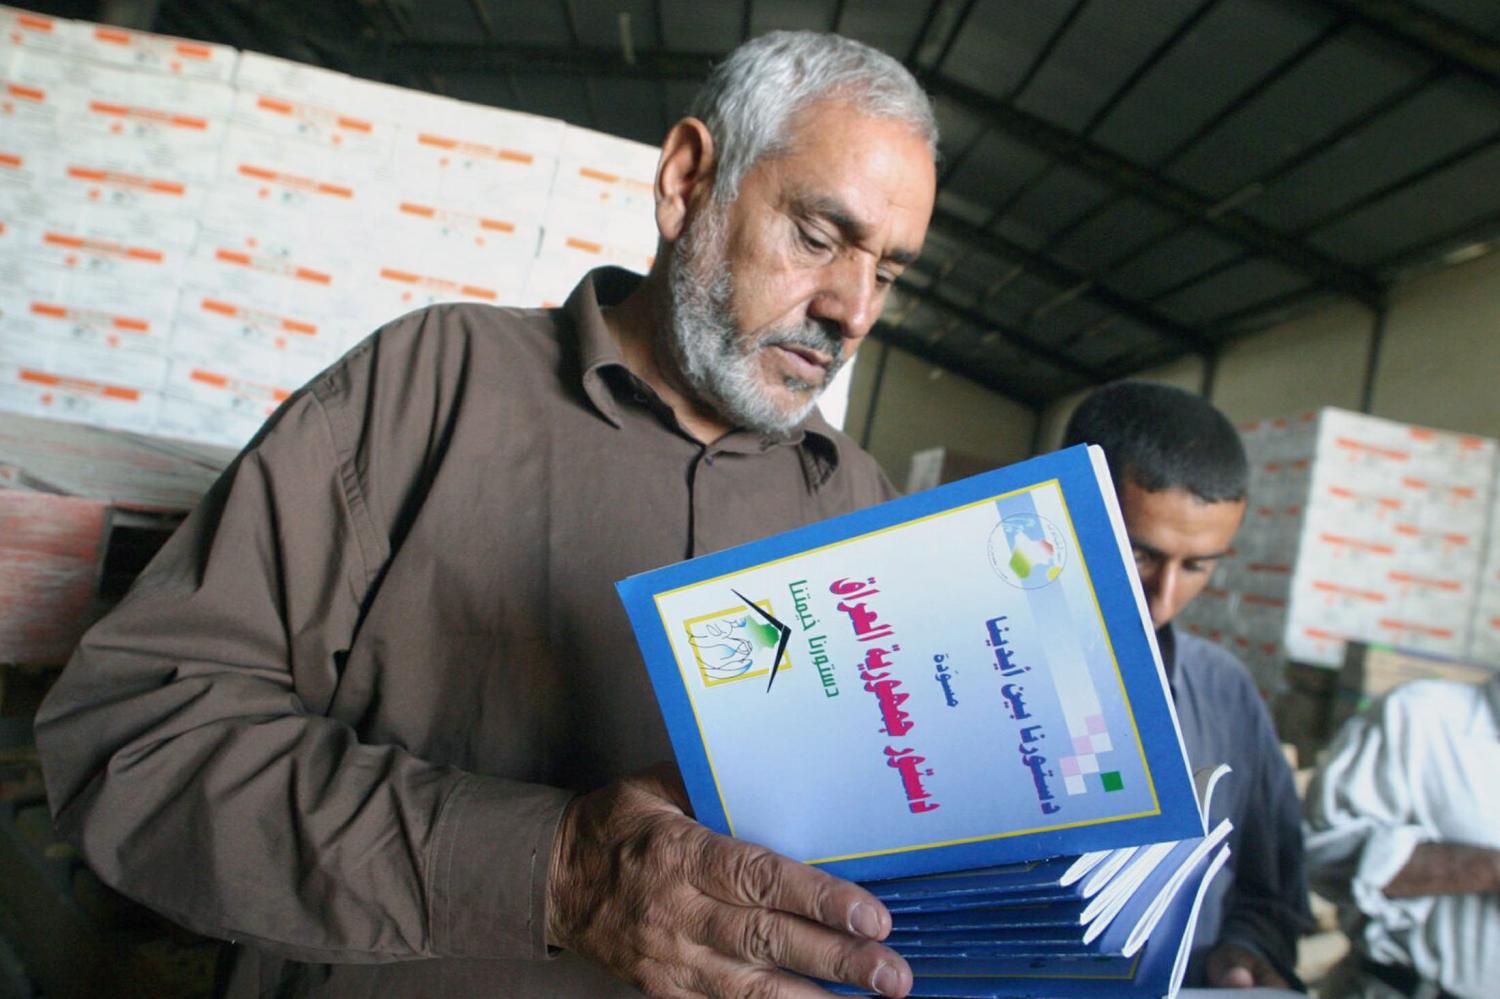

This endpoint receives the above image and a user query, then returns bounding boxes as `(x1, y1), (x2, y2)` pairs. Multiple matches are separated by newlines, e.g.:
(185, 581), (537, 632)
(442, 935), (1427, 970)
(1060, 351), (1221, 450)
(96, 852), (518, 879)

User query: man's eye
(1183, 560), (1216, 574)
(797, 227), (830, 253)
(876, 269), (897, 288)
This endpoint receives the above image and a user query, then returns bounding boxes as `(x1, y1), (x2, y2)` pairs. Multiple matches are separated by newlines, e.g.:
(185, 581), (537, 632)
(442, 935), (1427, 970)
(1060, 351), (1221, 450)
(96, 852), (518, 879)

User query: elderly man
(1064, 382), (1312, 990)
(1305, 674), (1500, 999)
(37, 32), (936, 999)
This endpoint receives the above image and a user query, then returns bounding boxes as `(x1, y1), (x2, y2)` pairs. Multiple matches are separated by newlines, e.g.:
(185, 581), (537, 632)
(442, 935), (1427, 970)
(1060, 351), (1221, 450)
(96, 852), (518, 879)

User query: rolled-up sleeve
(1304, 690), (1431, 962)
(35, 327), (574, 964)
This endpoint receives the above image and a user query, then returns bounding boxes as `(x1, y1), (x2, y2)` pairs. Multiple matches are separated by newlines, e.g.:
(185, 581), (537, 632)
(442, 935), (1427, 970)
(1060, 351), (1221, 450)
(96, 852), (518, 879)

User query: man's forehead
(1122, 483), (1244, 549)
(768, 105), (936, 252)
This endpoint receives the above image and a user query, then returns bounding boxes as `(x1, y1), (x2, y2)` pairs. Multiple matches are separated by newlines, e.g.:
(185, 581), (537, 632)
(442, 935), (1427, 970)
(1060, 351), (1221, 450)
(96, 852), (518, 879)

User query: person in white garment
(1303, 674), (1500, 999)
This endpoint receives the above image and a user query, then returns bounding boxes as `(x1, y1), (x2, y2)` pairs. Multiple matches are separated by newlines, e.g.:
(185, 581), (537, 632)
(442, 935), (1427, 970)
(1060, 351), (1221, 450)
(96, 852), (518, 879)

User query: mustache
(758, 321), (844, 364)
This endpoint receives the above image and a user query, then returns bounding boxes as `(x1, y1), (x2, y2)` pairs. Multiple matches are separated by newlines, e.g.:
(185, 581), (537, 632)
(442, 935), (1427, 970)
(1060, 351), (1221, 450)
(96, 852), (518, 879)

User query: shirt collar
(566, 266), (844, 490)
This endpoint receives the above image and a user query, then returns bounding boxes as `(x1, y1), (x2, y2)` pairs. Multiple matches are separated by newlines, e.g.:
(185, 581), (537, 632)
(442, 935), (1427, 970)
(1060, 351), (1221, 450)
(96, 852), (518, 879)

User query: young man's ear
(655, 117), (717, 243)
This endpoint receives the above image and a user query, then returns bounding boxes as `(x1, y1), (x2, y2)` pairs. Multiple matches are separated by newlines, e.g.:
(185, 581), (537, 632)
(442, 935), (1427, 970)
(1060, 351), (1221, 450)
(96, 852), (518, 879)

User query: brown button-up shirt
(36, 268), (896, 997)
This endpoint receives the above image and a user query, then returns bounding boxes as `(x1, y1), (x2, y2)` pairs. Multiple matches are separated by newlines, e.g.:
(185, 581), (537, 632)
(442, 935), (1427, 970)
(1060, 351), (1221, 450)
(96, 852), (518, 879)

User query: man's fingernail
(871, 962), (900, 997)
(849, 901), (882, 938)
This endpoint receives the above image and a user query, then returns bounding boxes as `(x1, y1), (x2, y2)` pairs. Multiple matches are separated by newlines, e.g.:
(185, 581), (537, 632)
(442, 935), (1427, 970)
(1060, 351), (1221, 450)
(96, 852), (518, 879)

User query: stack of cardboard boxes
(1468, 458), (1500, 664)
(0, 5), (661, 447)
(1177, 407), (1499, 692)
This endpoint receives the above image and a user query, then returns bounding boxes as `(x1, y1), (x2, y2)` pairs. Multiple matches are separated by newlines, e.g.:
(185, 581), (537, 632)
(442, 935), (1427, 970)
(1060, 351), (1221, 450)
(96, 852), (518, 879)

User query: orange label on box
(1328, 485), (1402, 509)
(237, 163), (353, 199)
(15, 13), (55, 33)
(565, 236), (603, 254)
(20, 368), (139, 401)
(1318, 532), (1394, 555)
(189, 368), (291, 403)
(255, 96), (372, 134)
(1335, 437), (1409, 462)
(1388, 571), (1462, 592)
(1378, 618), (1453, 639)
(416, 133), (534, 165)
(44, 231), (164, 263)
(88, 100), (209, 131)
(5, 82), (45, 102)
(397, 202), (517, 234)
(213, 247), (332, 285)
(92, 26), (213, 61)
(67, 165), (186, 196)
(0, 153), (21, 169)
(1247, 563), (1292, 574)
(378, 268), (497, 301)
(31, 301), (150, 333)
(1312, 581), (1386, 603)
(199, 297), (318, 337)
(577, 165), (651, 193)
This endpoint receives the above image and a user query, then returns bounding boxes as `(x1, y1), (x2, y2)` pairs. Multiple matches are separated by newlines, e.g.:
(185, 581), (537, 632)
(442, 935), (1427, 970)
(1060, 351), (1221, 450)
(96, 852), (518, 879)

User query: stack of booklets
(617, 445), (1231, 998)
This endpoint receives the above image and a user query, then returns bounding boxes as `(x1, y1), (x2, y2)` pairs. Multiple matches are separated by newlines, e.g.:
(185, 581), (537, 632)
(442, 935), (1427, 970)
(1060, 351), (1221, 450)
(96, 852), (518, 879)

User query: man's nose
(1147, 565), (1180, 626)
(809, 257), (880, 343)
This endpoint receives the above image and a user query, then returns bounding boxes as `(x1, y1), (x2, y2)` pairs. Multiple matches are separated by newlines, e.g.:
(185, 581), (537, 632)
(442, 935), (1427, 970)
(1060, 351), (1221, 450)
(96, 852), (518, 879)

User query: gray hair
(688, 31), (939, 204)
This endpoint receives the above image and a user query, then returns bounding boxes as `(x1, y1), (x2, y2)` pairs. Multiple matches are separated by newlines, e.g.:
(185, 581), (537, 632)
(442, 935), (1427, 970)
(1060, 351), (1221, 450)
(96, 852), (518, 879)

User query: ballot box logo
(988, 512), (1068, 589)
(684, 588), (793, 691)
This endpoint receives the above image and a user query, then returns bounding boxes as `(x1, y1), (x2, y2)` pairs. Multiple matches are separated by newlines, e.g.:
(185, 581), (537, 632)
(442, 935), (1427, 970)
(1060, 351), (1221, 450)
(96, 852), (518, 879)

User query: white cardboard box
(0, 260), (177, 353)
(68, 20), (236, 82)
(0, 5), (75, 53)
(154, 391), (269, 448)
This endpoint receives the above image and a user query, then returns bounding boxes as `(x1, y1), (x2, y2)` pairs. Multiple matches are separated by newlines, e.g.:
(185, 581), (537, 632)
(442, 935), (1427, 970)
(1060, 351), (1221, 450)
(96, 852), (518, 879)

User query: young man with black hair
(1064, 381), (1312, 991)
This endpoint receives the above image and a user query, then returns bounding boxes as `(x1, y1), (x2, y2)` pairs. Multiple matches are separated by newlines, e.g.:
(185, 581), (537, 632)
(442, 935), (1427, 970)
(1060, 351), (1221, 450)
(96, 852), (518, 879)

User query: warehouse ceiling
(43, 0), (1500, 408)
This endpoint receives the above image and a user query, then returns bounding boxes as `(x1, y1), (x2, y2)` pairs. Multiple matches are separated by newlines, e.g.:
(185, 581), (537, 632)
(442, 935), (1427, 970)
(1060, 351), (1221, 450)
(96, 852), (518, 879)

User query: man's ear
(655, 117), (716, 243)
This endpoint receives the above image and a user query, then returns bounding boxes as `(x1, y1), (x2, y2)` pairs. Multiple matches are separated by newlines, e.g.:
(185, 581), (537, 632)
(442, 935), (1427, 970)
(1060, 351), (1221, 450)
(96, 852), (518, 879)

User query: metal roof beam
(894, 276), (1107, 384)
(920, 74), (1384, 306)
(870, 322), (1050, 407)
(365, 40), (714, 80)
(928, 208), (1212, 353)
(1317, 0), (1500, 96)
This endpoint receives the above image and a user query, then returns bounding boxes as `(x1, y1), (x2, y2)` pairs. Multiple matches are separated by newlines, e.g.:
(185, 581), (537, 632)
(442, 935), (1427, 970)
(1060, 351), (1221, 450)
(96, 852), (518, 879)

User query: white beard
(664, 206), (846, 436)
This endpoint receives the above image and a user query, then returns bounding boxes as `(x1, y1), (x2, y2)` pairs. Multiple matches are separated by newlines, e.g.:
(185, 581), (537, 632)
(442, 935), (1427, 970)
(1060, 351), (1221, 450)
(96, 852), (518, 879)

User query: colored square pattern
(1064, 773), (1086, 795)
(1100, 770), (1124, 792)
(1090, 731), (1113, 753)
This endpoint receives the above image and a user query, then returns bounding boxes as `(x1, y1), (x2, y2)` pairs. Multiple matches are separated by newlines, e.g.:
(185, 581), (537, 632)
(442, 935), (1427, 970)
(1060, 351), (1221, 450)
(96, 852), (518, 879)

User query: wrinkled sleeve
(35, 330), (574, 965)
(1303, 691), (1431, 960)
(1217, 697), (1313, 983)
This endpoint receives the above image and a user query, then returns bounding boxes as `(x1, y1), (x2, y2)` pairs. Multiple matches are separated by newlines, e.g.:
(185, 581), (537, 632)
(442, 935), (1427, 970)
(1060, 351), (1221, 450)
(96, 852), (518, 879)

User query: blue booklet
(616, 445), (1202, 882)
(877, 842), (1233, 997)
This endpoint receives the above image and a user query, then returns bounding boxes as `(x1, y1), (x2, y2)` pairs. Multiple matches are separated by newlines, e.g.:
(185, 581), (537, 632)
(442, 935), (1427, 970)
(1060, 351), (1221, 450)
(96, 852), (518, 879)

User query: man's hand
(1382, 841), (1500, 898)
(1205, 943), (1288, 989)
(547, 765), (912, 998)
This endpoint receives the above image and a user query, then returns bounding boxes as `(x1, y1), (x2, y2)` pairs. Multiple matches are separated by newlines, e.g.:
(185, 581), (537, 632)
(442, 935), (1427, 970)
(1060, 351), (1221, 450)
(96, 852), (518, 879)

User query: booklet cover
(616, 444), (1203, 881)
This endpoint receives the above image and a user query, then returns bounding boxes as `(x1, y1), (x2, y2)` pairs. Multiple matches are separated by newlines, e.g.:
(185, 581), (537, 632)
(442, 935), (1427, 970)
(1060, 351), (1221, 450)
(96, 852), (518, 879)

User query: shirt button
(704, 454), (715, 465)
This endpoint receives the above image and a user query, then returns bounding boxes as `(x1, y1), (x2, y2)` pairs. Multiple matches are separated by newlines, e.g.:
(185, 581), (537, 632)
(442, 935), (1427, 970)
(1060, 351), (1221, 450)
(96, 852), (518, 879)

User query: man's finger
(690, 833), (892, 940)
(691, 940), (911, 999)
(695, 901), (910, 996)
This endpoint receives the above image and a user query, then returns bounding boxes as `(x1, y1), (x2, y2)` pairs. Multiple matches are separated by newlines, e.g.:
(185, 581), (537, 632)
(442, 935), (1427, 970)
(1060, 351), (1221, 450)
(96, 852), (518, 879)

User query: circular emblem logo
(988, 513), (1068, 589)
